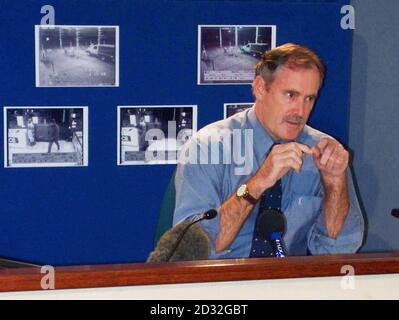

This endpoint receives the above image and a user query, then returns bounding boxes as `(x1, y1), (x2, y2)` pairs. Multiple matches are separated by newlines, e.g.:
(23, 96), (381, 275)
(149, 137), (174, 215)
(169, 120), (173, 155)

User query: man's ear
(252, 75), (267, 100)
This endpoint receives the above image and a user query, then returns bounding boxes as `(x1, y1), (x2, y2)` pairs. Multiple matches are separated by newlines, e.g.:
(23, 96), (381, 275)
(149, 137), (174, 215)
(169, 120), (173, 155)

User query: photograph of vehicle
(35, 25), (119, 87)
(86, 44), (116, 62)
(4, 107), (88, 168)
(118, 105), (197, 165)
(198, 25), (276, 85)
(240, 43), (270, 58)
(224, 103), (253, 119)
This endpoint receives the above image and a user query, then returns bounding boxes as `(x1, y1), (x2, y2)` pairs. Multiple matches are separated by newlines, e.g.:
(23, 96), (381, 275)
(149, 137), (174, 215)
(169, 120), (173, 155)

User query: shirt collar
(246, 106), (313, 160)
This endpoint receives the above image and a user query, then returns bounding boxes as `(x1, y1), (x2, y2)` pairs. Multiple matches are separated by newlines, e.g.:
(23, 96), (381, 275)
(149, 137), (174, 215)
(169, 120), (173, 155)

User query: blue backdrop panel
(0, 0), (351, 265)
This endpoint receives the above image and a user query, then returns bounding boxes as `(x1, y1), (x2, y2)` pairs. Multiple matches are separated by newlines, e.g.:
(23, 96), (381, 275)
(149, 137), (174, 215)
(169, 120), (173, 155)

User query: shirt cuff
(307, 204), (365, 255)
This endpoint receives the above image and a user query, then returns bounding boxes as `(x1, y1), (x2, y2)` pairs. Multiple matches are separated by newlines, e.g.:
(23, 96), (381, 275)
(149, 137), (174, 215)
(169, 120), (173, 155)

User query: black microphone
(191, 208), (218, 222)
(147, 209), (217, 263)
(258, 208), (287, 258)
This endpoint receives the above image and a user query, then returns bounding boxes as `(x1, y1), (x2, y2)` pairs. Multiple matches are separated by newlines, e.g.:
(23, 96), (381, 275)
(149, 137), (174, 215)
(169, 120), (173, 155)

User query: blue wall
(349, 0), (399, 253)
(0, 0), (352, 265)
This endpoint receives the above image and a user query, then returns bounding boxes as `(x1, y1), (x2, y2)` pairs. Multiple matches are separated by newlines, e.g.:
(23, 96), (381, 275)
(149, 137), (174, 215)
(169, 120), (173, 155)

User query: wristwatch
(236, 184), (258, 205)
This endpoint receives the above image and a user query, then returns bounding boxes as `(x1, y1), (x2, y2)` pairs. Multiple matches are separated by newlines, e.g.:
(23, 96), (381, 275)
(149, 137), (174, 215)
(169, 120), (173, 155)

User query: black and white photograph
(118, 105), (197, 165)
(198, 25), (276, 85)
(224, 102), (253, 119)
(35, 25), (119, 87)
(4, 107), (88, 168)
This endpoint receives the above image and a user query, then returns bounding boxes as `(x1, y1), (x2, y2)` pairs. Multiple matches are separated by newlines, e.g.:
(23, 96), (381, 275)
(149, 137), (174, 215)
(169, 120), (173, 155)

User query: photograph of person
(4, 106), (88, 168)
(118, 105), (197, 165)
(198, 25), (276, 85)
(175, 43), (364, 259)
(35, 25), (119, 87)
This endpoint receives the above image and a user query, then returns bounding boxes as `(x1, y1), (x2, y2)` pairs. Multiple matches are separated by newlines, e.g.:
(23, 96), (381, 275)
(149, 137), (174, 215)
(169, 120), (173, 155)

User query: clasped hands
(256, 138), (349, 190)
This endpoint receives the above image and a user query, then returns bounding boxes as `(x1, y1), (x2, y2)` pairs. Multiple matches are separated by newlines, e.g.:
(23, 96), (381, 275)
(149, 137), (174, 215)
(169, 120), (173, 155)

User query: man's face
(254, 65), (321, 141)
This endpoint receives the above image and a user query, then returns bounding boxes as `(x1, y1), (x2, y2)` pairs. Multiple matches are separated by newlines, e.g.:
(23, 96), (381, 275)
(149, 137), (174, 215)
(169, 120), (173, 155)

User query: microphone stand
(165, 219), (200, 262)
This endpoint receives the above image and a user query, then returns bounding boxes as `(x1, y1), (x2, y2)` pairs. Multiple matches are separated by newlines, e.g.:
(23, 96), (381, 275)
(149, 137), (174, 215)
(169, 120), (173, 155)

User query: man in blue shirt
(173, 43), (364, 259)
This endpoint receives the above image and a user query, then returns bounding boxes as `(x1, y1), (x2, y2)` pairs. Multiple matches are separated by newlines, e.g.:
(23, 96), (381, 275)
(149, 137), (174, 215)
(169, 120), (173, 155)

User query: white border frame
(35, 25), (120, 87)
(3, 106), (89, 168)
(197, 24), (276, 85)
(117, 105), (198, 166)
(223, 102), (254, 119)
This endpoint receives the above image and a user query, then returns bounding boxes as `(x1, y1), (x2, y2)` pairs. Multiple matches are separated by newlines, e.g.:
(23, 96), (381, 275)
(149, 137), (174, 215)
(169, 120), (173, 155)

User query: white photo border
(223, 102), (254, 119)
(3, 106), (89, 168)
(117, 105), (198, 166)
(197, 24), (276, 85)
(35, 25), (120, 88)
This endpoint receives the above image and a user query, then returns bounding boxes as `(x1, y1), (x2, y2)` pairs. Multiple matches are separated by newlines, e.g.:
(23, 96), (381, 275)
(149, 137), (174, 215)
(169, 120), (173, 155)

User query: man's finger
(328, 145), (348, 171)
(315, 138), (330, 152)
(320, 143), (337, 166)
(312, 145), (321, 159)
(295, 143), (313, 155)
(280, 157), (302, 173)
(278, 149), (304, 164)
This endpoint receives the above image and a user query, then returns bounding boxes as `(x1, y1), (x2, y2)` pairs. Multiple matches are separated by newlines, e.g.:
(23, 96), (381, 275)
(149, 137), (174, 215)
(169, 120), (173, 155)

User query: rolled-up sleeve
(173, 137), (224, 254)
(307, 168), (365, 254)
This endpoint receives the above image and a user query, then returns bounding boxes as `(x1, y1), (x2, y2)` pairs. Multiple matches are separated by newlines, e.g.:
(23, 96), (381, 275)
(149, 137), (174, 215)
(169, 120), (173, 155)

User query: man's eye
(286, 92), (294, 98)
(306, 96), (315, 102)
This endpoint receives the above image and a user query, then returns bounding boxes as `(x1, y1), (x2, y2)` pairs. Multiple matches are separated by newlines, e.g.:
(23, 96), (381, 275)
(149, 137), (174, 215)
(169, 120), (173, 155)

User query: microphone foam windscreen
(257, 208), (286, 240)
(147, 221), (211, 263)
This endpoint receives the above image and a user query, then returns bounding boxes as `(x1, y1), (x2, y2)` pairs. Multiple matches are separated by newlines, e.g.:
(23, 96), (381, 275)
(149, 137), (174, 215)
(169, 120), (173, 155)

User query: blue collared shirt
(173, 107), (364, 259)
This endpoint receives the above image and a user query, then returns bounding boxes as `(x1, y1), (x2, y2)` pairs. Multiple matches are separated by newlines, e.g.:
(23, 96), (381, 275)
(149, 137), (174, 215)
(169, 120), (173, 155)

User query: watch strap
(243, 191), (258, 205)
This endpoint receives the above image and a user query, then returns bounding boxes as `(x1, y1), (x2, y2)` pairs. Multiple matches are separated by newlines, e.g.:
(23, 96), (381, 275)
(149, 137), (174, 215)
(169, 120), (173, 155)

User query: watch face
(237, 184), (247, 197)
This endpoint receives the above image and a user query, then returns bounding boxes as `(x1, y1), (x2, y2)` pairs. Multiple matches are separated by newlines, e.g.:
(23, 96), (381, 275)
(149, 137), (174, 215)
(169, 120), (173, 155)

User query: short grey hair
(255, 43), (325, 88)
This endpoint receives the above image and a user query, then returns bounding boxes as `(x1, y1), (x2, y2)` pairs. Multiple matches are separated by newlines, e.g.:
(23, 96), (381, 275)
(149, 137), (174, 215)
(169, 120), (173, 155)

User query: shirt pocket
(287, 169), (321, 197)
(288, 193), (323, 221)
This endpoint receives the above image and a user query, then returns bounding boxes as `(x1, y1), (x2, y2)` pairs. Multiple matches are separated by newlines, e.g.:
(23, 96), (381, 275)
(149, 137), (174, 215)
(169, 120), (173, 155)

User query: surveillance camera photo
(35, 25), (119, 87)
(4, 107), (88, 168)
(224, 103), (254, 119)
(118, 105), (197, 165)
(198, 25), (276, 85)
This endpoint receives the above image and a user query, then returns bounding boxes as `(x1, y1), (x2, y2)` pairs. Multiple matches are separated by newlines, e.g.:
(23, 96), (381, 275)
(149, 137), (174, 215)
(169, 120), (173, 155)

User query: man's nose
(292, 100), (306, 117)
